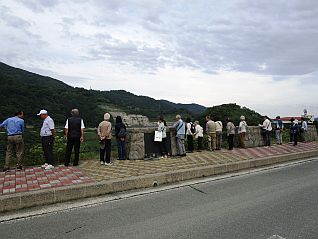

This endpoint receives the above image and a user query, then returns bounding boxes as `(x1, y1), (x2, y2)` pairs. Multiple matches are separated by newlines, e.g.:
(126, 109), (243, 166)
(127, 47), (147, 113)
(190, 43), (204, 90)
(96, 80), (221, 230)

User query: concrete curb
(1, 149), (318, 213)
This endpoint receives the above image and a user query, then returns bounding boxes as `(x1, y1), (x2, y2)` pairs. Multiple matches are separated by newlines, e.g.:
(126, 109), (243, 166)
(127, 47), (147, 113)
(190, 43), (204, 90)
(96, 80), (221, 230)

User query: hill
(0, 62), (206, 126)
(199, 103), (264, 126)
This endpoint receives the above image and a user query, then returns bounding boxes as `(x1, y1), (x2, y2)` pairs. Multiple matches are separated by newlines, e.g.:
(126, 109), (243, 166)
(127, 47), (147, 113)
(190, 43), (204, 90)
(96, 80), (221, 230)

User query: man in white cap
(97, 113), (112, 165)
(37, 109), (55, 170)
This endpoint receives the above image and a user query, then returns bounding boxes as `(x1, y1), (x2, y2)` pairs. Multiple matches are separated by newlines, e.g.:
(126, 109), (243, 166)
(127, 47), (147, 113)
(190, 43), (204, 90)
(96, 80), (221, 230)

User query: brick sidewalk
(0, 142), (317, 197)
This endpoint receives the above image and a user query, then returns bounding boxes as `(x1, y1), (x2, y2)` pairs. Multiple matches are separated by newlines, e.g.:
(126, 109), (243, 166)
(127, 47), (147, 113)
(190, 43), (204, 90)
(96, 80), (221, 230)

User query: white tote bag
(154, 131), (163, 142)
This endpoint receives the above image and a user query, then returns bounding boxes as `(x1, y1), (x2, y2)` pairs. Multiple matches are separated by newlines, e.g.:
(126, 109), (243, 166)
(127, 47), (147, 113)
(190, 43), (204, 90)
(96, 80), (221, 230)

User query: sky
(1, 0), (318, 117)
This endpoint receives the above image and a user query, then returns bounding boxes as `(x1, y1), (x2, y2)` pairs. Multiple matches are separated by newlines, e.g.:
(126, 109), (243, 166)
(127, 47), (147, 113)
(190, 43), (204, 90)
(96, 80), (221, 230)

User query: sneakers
(105, 162), (112, 166)
(100, 161), (104, 165)
(44, 164), (54, 170)
(41, 163), (49, 168)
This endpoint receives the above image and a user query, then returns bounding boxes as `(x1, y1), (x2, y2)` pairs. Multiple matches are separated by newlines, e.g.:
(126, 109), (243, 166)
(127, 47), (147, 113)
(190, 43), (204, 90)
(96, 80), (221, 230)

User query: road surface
(1, 159), (318, 239)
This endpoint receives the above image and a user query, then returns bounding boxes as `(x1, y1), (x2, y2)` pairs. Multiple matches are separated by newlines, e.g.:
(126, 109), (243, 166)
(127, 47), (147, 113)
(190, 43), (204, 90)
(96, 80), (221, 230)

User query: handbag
(154, 131), (163, 142)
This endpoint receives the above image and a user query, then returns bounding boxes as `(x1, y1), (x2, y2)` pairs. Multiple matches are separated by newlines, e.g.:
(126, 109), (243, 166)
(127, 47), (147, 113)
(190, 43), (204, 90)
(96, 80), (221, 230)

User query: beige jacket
(206, 120), (216, 134)
(97, 121), (112, 140)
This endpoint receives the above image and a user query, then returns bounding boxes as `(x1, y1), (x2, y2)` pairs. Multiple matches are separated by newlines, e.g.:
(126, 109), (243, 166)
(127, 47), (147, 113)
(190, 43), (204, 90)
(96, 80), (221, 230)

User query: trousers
(5, 135), (24, 168)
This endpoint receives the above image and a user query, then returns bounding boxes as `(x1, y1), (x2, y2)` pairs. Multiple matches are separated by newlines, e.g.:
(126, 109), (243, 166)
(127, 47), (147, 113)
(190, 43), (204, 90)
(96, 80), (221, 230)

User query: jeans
(116, 138), (127, 160)
(65, 137), (81, 166)
(5, 135), (24, 168)
(197, 137), (203, 150)
(228, 134), (234, 150)
(100, 139), (112, 163)
(216, 131), (222, 150)
(41, 136), (54, 165)
(176, 136), (186, 155)
(187, 135), (194, 152)
(275, 130), (283, 144)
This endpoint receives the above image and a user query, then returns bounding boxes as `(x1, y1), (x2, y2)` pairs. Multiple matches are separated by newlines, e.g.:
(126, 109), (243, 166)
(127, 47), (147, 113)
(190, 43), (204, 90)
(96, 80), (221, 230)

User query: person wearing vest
(64, 109), (85, 166)
(275, 116), (284, 145)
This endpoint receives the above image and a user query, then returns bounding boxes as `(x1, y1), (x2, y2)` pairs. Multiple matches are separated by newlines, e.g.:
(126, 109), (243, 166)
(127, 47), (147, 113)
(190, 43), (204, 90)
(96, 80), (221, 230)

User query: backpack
(118, 127), (127, 138)
(190, 123), (196, 134)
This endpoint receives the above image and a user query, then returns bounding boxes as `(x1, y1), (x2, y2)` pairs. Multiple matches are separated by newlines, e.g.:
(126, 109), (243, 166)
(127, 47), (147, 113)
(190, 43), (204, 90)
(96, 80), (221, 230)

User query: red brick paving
(0, 166), (94, 195)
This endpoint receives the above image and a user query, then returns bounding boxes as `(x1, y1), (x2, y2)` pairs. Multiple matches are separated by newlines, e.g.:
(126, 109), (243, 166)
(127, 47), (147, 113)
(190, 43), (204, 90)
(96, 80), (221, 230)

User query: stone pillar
(169, 128), (178, 156)
(127, 129), (145, 160)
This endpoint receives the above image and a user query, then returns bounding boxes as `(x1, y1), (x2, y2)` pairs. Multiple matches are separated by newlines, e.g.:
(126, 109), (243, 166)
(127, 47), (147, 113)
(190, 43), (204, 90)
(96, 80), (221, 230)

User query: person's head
(263, 115), (268, 120)
(301, 117), (305, 121)
(227, 117), (232, 122)
(194, 120), (200, 126)
(294, 119), (299, 125)
(176, 114), (181, 121)
(71, 109), (80, 117)
(116, 115), (123, 124)
(290, 117), (295, 122)
(240, 115), (245, 121)
(15, 111), (24, 118)
(104, 113), (111, 121)
(206, 115), (211, 121)
(186, 117), (191, 123)
(37, 109), (48, 119)
(159, 116), (164, 122)
(276, 116), (280, 119)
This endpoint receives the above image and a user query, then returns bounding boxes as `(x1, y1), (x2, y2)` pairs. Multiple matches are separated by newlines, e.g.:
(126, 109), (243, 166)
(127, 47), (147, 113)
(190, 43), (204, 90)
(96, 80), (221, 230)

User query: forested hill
(0, 62), (206, 126)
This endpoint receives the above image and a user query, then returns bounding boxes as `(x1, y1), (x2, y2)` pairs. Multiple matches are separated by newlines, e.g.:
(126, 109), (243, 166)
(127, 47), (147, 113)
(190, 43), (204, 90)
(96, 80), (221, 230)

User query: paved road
(1, 159), (318, 239)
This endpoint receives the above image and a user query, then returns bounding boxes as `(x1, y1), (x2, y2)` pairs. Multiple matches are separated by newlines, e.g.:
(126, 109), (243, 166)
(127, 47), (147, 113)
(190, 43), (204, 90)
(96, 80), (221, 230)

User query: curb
(1, 149), (318, 213)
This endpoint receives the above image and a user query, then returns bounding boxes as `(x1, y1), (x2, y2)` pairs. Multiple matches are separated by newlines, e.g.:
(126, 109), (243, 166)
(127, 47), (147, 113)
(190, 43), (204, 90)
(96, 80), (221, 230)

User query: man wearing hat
(37, 109), (55, 170)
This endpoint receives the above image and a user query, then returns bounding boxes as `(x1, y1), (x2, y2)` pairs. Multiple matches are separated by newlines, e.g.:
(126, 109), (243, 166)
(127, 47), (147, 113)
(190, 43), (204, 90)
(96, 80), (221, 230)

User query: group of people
(0, 109), (128, 171)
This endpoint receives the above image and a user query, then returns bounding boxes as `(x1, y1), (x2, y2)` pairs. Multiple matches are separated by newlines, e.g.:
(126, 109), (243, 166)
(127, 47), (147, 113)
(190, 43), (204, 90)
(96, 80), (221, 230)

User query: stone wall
(126, 125), (318, 160)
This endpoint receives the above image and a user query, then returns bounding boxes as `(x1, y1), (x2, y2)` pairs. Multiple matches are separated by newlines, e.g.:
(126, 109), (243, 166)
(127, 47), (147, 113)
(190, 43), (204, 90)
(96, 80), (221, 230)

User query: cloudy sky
(1, 0), (318, 117)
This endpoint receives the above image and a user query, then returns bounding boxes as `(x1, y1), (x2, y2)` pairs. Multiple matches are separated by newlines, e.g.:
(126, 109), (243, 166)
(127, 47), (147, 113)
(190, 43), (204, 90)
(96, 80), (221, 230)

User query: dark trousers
(292, 133), (298, 146)
(65, 137), (81, 166)
(158, 138), (168, 156)
(116, 139), (127, 160)
(187, 135), (194, 152)
(41, 136), (54, 165)
(264, 131), (271, 146)
(197, 137), (203, 150)
(228, 134), (234, 150)
(100, 139), (111, 163)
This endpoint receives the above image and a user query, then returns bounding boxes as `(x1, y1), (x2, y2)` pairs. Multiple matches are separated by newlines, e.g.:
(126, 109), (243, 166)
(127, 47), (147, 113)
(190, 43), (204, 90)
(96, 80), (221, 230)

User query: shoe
(164, 155), (168, 158)
(16, 165), (23, 170)
(100, 161), (104, 165)
(44, 164), (54, 170)
(3, 167), (9, 172)
(181, 154), (187, 157)
(73, 163), (78, 166)
(160, 156), (164, 159)
(105, 162), (112, 166)
(64, 163), (69, 167)
(41, 163), (49, 168)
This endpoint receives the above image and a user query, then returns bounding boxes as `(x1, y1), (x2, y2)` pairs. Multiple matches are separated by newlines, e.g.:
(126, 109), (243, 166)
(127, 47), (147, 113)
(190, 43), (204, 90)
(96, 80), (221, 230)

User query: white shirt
(238, 121), (248, 133)
(216, 121), (223, 132)
(302, 121), (308, 131)
(195, 125), (204, 138)
(40, 116), (55, 137)
(186, 122), (193, 135)
(157, 122), (167, 138)
(260, 119), (272, 131)
(64, 119), (85, 129)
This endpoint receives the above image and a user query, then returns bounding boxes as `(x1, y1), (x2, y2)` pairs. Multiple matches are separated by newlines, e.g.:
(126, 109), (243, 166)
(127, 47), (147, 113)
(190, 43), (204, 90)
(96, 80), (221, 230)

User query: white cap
(104, 113), (110, 120)
(37, 109), (48, 116)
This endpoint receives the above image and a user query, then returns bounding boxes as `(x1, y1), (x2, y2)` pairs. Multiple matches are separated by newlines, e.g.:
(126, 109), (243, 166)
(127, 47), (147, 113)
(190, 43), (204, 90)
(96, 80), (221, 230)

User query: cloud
(1, 0), (318, 117)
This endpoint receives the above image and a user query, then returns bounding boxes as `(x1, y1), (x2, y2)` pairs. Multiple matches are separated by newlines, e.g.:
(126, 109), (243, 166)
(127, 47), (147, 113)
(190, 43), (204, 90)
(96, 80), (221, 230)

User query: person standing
(115, 116), (127, 160)
(291, 119), (299, 146)
(194, 121), (204, 151)
(173, 115), (186, 157)
(275, 116), (284, 145)
(64, 109), (85, 166)
(98, 113), (112, 165)
(238, 115), (248, 148)
(215, 119), (223, 150)
(38, 110), (55, 170)
(226, 118), (235, 150)
(186, 118), (194, 153)
(259, 116), (272, 147)
(0, 111), (25, 171)
(157, 116), (168, 158)
(206, 116), (216, 151)
(300, 117), (308, 142)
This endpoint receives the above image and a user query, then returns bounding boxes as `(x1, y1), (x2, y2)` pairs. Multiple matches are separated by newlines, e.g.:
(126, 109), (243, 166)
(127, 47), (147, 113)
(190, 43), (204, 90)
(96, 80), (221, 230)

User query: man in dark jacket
(64, 109), (85, 166)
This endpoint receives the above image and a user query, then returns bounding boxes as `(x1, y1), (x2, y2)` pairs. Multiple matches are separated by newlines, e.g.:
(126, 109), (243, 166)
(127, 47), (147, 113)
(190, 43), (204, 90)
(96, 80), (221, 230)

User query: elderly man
(173, 114), (186, 157)
(64, 109), (85, 167)
(98, 113), (112, 165)
(0, 111), (25, 171)
(37, 109), (55, 170)
(206, 116), (217, 151)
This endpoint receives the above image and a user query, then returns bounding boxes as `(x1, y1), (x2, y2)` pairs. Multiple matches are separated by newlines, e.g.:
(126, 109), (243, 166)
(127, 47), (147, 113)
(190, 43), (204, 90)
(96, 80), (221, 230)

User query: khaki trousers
(208, 133), (216, 151)
(5, 135), (24, 168)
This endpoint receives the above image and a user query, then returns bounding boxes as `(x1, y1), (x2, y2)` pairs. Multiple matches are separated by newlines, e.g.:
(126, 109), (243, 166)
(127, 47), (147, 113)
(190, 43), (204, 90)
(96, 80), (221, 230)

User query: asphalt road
(1, 159), (318, 239)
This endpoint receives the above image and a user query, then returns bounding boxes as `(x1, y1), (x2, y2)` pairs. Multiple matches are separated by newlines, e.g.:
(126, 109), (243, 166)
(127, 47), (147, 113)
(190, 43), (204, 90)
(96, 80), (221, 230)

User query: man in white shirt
(37, 109), (55, 170)
(259, 116), (272, 147)
(64, 109), (85, 166)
